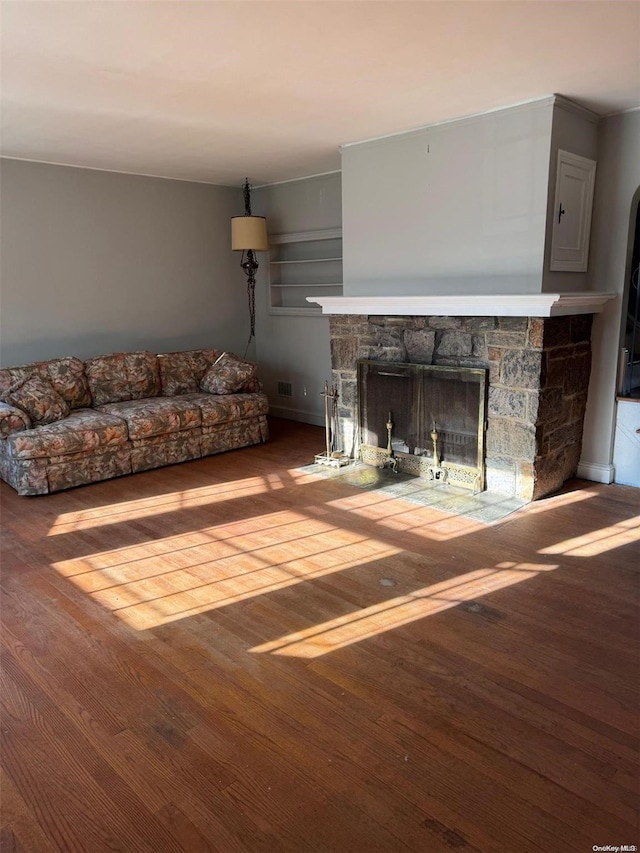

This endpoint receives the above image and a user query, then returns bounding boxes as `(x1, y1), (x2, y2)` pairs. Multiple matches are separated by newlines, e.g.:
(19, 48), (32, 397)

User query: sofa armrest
(0, 401), (32, 438)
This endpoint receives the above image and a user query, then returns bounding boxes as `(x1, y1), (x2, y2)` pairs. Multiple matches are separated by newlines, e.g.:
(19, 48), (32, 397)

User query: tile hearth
(298, 461), (525, 523)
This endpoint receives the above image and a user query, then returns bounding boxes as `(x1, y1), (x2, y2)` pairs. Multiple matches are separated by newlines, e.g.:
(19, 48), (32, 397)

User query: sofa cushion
(200, 353), (257, 395)
(2, 374), (70, 425)
(0, 364), (38, 399)
(5, 408), (129, 461)
(158, 349), (222, 396)
(238, 377), (263, 393)
(183, 392), (269, 427)
(85, 351), (160, 406)
(0, 357), (91, 410)
(97, 396), (202, 440)
(39, 357), (92, 409)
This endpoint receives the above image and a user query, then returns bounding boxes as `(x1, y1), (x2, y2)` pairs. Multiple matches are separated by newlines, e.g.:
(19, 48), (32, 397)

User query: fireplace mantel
(307, 292), (615, 317)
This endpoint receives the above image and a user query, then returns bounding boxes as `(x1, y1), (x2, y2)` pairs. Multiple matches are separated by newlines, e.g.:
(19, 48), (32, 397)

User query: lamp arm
(241, 249), (259, 278)
(239, 248), (258, 340)
(233, 179), (266, 353)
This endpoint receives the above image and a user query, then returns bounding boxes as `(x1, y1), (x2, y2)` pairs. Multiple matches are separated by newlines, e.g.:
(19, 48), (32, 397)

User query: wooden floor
(1, 418), (638, 853)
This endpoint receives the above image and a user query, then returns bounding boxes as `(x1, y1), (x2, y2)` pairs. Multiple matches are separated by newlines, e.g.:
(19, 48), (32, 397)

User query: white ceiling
(1, 1), (639, 187)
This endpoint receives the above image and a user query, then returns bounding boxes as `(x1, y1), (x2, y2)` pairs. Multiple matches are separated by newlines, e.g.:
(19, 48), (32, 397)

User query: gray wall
(0, 159), (248, 366)
(253, 172), (341, 426)
(341, 99), (553, 296)
(580, 109), (640, 480)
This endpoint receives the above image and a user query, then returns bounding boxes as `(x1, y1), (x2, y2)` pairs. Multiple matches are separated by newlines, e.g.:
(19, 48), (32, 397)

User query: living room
(1, 2), (639, 851)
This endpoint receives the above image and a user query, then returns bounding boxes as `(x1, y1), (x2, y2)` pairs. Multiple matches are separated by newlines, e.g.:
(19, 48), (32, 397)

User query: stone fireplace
(327, 311), (595, 501)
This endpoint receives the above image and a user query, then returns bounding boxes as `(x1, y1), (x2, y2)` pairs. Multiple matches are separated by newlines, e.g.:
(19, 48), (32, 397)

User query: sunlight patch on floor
(52, 512), (338, 575)
(52, 509), (402, 630)
(250, 562), (559, 658)
(324, 492), (487, 540)
(524, 488), (598, 513)
(538, 516), (640, 557)
(46, 474), (286, 534)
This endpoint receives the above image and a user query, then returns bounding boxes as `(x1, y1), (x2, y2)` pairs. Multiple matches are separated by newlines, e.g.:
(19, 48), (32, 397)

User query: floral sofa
(0, 349), (269, 495)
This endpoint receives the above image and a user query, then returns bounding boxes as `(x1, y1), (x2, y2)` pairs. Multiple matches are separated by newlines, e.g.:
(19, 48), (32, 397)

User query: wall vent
(277, 381), (293, 397)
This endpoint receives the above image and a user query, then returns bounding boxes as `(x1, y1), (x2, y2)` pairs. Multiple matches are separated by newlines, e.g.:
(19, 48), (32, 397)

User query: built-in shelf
(272, 283), (343, 288)
(271, 258), (342, 265)
(269, 228), (342, 315)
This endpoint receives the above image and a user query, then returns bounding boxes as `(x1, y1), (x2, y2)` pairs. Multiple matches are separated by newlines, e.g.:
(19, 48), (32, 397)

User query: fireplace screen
(358, 360), (487, 491)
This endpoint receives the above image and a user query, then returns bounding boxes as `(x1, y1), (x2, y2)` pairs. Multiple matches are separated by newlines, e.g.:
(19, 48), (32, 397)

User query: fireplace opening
(357, 360), (487, 491)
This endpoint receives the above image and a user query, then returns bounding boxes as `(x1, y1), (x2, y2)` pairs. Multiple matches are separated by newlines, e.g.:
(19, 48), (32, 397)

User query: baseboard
(269, 405), (325, 427)
(576, 461), (615, 484)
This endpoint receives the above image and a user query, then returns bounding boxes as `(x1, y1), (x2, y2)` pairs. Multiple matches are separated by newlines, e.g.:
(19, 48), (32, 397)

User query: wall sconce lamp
(231, 178), (268, 344)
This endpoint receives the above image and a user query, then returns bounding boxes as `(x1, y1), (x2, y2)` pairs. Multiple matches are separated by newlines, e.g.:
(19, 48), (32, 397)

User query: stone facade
(329, 314), (593, 501)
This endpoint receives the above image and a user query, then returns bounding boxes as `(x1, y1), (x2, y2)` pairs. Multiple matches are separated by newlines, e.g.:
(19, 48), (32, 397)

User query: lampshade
(231, 215), (268, 251)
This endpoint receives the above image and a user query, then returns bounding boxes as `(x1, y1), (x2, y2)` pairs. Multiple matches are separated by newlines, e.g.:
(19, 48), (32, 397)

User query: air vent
(277, 381), (293, 398)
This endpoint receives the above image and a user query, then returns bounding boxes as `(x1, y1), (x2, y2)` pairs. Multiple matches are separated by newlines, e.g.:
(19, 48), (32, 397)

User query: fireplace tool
(428, 422), (448, 483)
(315, 381), (350, 468)
(380, 411), (400, 473)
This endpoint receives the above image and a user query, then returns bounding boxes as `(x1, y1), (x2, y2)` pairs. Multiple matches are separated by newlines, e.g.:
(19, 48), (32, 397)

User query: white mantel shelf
(306, 292), (616, 317)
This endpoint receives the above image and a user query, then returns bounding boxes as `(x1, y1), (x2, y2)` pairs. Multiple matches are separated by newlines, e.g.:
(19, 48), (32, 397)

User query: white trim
(576, 461), (615, 484)
(0, 155), (233, 187)
(553, 95), (600, 124)
(269, 405), (324, 427)
(340, 96), (557, 151)
(306, 292), (616, 317)
(602, 104), (640, 118)
(255, 170), (341, 189)
(0, 156), (344, 190)
(340, 96), (599, 154)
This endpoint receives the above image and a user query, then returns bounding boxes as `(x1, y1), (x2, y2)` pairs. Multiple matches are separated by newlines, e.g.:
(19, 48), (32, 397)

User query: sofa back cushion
(85, 351), (160, 407)
(0, 356), (91, 410)
(2, 373), (70, 425)
(38, 356), (92, 409)
(0, 364), (35, 400)
(200, 352), (258, 395)
(158, 349), (222, 396)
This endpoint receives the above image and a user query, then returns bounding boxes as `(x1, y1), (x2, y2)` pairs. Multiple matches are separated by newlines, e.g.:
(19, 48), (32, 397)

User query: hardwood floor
(1, 417), (638, 852)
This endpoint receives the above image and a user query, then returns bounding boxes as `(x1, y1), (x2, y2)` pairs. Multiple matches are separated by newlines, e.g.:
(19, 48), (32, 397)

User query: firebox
(357, 360), (487, 492)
